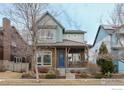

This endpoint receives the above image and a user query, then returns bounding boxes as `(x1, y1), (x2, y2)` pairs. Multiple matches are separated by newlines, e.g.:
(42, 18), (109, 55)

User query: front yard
(0, 71), (124, 85)
(0, 71), (22, 79)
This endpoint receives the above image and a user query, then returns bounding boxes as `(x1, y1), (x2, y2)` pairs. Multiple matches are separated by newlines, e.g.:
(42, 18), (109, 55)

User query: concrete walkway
(0, 79), (124, 85)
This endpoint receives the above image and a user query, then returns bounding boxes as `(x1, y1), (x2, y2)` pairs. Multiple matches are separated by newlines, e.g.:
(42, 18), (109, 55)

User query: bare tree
(108, 4), (124, 26)
(0, 3), (59, 80)
(107, 3), (124, 62)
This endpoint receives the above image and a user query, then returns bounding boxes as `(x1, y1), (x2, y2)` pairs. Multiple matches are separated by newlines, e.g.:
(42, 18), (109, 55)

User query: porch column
(84, 46), (89, 62)
(72, 53), (73, 63)
(54, 47), (57, 69)
(65, 48), (68, 68)
(87, 47), (89, 61)
(80, 52), (83, 62)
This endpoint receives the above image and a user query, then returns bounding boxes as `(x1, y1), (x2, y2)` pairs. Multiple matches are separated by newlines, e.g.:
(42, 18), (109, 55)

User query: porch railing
(68, 61), (88, 68)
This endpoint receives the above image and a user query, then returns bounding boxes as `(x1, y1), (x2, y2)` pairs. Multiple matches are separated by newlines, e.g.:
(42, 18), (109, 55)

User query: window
(37, 51), (52, 66)
(68, 53), (81, 62)
(22, 57), (25, 62)
(12, 41), (17, 47)
(95, 49), (97, 53)
(38, 29), (55, 42)
(14, 57), (22, 63)
(38, 56), (41, 63)
(43, 55), (51, 65)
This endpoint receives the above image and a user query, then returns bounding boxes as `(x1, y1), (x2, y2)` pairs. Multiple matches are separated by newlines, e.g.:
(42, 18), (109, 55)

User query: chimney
(3, 18), (11, 30)
(2, 18), (11, 61)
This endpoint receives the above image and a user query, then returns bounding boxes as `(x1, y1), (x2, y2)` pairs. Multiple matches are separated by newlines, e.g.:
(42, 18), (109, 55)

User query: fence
(0, 60), (29, 72)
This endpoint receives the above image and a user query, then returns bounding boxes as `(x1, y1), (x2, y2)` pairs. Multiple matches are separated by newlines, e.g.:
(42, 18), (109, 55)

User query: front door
(58, 49), (65, 68)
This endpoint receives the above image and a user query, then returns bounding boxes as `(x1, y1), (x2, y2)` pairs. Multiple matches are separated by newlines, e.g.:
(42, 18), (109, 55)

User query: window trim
(37, 29), (56, 43)
(37, 51), (52, 66)
(14, 57), (22, 63)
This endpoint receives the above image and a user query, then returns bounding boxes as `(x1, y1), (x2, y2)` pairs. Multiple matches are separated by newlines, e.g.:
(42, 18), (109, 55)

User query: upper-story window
(37, 29), (55, 43)
(11, 41), (17, 47)
(40, 30), (53, 39)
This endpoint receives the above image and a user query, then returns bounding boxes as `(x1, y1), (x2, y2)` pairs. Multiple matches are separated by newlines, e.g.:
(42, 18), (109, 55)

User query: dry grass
(0, 71), (22, 79)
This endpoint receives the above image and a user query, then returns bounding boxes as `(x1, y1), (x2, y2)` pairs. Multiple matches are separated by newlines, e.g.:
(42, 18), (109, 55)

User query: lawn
(0, 71), (22, 79)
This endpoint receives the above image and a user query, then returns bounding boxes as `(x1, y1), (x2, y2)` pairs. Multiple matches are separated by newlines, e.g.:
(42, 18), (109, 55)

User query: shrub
(34, 67), (49, 73)
(45, 73), (56, 79)
(97, 58), (114, 74)
(94, 73), (104, 79)
(80, 72), (89, 78)
(70, 70), (75, 73)
(97, 42), (114, 74)
(39, 74), (46, 79)
(104, 72), (112, 78)
(0, 63), (6, 72)
(87, 62), (101, 74)
(76, 70), (80, 74)
(21, 72), (35, 79)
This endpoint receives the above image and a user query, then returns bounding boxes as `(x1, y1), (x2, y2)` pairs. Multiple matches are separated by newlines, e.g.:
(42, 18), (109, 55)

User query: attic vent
(38, 25), (57, 29)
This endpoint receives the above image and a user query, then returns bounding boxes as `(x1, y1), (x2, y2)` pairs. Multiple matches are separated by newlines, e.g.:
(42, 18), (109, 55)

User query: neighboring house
(0, 18), (32, 63)
(90, 25), (124, 73)
(35, 12), (89, 75)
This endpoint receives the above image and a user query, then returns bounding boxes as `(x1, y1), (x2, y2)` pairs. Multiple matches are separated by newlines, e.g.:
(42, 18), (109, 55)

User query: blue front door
(58, 49), (65, 68)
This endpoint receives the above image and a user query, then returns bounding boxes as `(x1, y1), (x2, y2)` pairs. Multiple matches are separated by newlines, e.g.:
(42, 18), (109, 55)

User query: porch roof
(36, 39), (89, 47)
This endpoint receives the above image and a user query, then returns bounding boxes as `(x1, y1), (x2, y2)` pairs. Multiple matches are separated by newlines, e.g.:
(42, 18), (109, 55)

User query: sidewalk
(0, 79), (124, 85)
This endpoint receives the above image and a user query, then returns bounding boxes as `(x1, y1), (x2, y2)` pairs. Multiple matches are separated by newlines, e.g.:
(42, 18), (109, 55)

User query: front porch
(36, 47), (89, 68)
(56, 47), (89, 76)
(36, 39), (89, 70)
(66, 48), (89, 68)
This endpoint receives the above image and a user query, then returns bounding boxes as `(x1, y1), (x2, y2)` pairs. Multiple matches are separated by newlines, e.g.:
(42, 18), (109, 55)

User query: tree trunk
(31, 42), (39, 80)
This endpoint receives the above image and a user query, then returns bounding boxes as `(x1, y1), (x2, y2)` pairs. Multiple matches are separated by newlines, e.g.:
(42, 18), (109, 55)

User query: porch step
(57, 68), (66, 76)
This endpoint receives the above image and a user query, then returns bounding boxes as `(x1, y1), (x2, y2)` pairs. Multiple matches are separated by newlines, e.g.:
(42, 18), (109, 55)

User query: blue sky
(0, 3), (115, 44)
(51, 3), (115, 44)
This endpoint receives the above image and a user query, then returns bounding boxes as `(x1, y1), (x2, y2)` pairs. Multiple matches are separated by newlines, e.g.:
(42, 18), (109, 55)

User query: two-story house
(90, 25), (124, 74)
(35, 12), (89, 75)
(0, 18), (32, 64)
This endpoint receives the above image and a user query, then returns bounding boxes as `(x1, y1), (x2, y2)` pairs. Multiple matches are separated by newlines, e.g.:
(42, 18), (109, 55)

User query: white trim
(14, 57), (22, 63)
(37, 51), (52, 66)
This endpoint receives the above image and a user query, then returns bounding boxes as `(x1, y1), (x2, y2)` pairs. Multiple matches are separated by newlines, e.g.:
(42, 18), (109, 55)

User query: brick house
(0, 18), (32, 63)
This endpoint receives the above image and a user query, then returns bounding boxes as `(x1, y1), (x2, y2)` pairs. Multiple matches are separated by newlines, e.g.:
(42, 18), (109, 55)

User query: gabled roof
(64, 30), (86, 34)
(11, 26), (29, 46)
(93, 25), (116, 47)
(37, 12), (87, 34)
(102, 25), (115, 30)
(37, 11), (65, 30)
